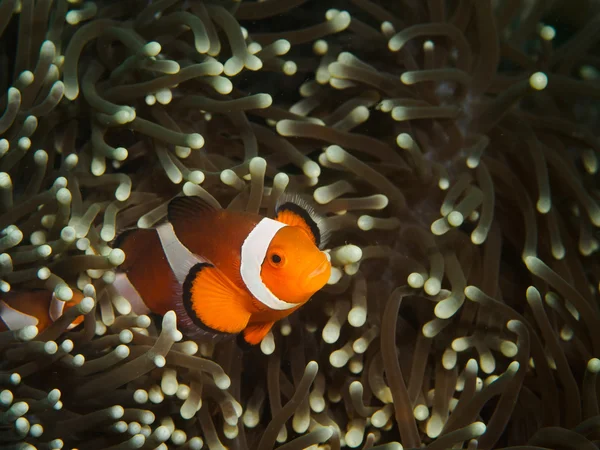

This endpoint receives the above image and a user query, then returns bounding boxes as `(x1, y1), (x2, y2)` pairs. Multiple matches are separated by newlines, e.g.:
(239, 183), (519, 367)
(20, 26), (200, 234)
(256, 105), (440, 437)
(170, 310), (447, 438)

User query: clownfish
(0, 289), (85, 333)
(115, 194), (331, 345)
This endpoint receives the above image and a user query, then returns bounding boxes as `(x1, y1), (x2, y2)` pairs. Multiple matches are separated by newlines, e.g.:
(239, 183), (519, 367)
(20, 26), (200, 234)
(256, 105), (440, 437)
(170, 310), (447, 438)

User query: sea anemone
(1, 0), (599, 449)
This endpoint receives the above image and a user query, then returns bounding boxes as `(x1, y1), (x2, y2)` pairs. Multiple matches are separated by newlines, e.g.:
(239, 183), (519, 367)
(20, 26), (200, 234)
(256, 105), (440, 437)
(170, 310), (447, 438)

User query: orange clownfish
(0, 289), (85, 333)
(115, 195), (331, 345)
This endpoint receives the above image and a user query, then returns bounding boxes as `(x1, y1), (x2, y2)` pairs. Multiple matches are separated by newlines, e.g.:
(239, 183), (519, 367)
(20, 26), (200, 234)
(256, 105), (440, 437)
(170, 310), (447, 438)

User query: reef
(1, 0), (600, 449)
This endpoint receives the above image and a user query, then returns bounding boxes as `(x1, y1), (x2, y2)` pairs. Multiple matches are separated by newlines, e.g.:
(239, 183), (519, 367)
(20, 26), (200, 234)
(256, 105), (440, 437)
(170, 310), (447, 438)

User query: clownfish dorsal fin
(168, 194), (222, 227)
(182, 263), (251, 334)
(274, 193), (328, 248)
(243, 321), (275, 345)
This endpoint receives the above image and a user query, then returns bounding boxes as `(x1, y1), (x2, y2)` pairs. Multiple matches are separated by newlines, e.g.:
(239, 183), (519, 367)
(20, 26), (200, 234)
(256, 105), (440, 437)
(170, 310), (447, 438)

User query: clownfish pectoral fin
(168, 194), (222, 227)
(275, 197), (327, 248)
(243, 321), (275, 345)
(183, 263), (251, 334)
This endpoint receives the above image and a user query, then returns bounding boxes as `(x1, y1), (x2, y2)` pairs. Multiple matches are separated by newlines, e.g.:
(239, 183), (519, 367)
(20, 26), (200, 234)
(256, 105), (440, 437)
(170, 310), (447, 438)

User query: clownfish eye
(269, 252), (284, 267)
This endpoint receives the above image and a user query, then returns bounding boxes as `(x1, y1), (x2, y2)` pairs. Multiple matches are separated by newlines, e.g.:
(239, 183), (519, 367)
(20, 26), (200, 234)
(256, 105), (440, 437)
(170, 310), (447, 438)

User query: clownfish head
(260, 225), (331, 305)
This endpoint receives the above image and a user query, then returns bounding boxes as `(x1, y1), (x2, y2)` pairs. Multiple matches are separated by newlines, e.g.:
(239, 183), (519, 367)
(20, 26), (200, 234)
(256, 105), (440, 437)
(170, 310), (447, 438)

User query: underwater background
(1, 0), (600, 448)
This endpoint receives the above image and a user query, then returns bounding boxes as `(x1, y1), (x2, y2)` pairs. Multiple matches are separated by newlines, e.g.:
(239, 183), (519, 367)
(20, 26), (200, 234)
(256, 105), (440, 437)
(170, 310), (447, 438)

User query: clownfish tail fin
(274, 192), (329, 248)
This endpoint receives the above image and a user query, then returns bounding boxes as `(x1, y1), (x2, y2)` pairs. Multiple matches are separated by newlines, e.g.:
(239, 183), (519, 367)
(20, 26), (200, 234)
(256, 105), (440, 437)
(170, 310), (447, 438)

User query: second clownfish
(0, 289), (85, 333)
(115, 195), (331, 345)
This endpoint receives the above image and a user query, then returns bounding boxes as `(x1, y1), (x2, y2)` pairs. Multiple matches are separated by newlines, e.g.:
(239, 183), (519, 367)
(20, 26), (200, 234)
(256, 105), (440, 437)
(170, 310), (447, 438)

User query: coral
(1, 0), (600, 449)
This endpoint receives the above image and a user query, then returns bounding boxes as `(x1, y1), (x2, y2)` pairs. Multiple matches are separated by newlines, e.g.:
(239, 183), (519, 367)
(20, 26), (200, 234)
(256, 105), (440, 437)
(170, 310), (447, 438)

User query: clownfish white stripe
(240, 218), (298, 311)
(113, 273), (151, 316)
(0, 300), (38, 330)
(157, 222), (205, 285)
(49, 293), (65, 322)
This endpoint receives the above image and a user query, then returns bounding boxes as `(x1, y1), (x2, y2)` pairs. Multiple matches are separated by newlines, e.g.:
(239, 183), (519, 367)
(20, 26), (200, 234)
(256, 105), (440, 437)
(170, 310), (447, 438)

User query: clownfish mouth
(302, 258), (331, 291)
(308, 259), (331, 278)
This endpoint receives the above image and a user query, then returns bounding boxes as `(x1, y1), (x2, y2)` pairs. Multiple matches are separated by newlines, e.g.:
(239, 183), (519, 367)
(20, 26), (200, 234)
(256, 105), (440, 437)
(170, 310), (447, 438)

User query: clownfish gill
(114, 194), (332, 345)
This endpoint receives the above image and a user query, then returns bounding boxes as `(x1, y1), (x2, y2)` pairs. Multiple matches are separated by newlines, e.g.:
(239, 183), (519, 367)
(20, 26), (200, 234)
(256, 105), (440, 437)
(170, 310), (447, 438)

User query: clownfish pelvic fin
(243, 321), (275, 345)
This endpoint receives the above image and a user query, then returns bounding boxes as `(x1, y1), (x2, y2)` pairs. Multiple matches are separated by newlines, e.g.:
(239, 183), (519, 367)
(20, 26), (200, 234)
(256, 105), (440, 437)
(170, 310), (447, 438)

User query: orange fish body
(0, 289), (85, 332)
(116, 195), (331, 344)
